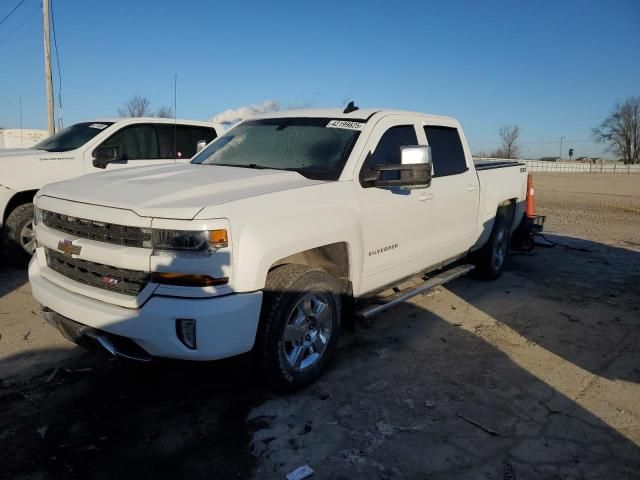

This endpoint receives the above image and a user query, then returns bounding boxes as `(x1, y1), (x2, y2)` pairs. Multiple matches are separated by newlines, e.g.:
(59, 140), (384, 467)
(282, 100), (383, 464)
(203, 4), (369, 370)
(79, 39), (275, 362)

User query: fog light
(176, 319), (197, 350)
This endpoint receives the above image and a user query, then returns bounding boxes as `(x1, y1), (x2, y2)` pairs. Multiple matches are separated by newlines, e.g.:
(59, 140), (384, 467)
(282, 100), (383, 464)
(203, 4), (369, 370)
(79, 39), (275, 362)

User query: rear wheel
(473, 207), (512, 280)
(1, 203), (35, 266)
(257, 264), (342, 391)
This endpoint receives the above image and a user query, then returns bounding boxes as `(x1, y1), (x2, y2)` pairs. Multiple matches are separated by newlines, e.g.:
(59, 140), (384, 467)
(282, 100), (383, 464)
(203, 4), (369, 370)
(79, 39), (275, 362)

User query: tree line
(482, 96), (639, 163)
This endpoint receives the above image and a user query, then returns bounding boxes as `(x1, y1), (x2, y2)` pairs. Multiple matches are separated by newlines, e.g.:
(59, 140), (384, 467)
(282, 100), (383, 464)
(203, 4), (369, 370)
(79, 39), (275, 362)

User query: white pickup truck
(29, 107), (530, 389)
(0, 118), (222, 263)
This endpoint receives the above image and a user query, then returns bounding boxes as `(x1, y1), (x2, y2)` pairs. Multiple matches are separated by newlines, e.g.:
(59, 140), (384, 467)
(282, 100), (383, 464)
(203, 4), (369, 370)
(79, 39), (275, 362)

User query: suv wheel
(257, 264), (342, 391)
(1, 203), (35, 266)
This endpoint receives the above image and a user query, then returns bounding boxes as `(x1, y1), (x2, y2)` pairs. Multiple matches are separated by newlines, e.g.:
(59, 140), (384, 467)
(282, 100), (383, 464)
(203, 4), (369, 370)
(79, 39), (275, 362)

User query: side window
(99, 125), (159, 160)
(423, 126), (467, 177)
(157, 125), (217, 159)
(360, 125), (418, 182)
(156, 125), (175, 159)
(177, 126), (217, 158)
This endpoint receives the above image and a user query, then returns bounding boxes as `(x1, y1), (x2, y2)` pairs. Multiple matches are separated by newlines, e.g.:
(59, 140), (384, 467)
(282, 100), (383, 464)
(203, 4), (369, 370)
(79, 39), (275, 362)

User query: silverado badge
(57, 239), (81, 257)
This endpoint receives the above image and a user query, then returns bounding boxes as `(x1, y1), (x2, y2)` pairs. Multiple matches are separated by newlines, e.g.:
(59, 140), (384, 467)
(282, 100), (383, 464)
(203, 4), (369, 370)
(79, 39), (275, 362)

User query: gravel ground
(0, 173), (639, 479)
(534, 173), (640, 248)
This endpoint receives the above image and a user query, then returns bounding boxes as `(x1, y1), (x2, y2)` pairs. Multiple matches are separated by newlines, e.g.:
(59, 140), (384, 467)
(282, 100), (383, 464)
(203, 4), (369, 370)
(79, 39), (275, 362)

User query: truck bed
(472, 159), (529, 249)
(474, 159), (524, 171)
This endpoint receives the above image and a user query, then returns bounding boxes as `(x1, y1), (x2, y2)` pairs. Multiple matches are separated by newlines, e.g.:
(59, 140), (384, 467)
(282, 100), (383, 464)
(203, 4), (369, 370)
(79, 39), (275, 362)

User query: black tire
(473, 207), (513, 280)
(1, 203), (35, 267)
(256, 264), (342, 391)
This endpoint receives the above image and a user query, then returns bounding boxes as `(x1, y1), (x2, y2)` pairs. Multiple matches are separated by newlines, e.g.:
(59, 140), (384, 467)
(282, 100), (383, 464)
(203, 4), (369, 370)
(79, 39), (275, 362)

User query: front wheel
(256, 264), (342, 391)
(1, 203), (35, 266)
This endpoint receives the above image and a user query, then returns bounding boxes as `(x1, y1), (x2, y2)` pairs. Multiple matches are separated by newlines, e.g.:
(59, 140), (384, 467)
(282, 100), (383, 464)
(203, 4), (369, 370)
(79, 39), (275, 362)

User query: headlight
(142, 229), (228, 255)
(34, 206), (43, 225)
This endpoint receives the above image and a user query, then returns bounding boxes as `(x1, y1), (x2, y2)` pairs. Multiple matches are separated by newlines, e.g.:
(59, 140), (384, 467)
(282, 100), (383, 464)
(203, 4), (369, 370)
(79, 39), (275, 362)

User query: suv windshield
(32, 122), (114, 152)
(191, 118), (363, 180)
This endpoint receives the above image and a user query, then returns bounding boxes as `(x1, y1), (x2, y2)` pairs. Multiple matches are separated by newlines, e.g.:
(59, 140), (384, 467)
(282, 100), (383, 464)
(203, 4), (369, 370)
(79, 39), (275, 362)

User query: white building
(0, 129), (49, 149)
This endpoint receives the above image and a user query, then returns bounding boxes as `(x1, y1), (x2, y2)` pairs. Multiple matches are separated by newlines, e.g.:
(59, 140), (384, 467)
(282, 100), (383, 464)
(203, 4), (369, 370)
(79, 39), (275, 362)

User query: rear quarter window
(424, 126), (468, 177)
(157, 125), (217, 159)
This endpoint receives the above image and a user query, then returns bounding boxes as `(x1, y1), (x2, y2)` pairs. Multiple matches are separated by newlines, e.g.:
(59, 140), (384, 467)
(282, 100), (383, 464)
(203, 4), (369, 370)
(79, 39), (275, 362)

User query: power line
(0, 0), (27, 27)
(0, 1), (39, 48)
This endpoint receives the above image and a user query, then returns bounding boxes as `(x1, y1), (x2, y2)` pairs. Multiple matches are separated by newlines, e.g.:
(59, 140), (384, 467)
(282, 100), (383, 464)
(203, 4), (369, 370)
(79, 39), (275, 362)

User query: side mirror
(196, 140), (207, 153)
(363, 145), (433, 189)
(93, 146), (121, 169)
(401, 145), (432, 167)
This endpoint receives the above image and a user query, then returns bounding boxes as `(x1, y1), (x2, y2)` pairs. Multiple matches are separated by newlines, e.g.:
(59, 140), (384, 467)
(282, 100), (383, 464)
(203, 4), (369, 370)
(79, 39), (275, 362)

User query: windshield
(191, 118), (363, 180)
(31, 122), (114, 152)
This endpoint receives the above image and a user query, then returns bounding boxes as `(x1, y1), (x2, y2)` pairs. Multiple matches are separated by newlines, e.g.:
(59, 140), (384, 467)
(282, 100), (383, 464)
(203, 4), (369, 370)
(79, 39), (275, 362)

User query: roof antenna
(343, 101), (359, 114)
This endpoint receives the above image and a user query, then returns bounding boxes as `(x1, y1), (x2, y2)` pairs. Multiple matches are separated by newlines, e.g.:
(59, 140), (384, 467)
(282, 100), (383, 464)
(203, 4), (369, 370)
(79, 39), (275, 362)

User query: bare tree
(155, 106), (174, 118)
(118, 95), (152, 117)
(592, 96), (640, 164)
(493, 125), (521, 159)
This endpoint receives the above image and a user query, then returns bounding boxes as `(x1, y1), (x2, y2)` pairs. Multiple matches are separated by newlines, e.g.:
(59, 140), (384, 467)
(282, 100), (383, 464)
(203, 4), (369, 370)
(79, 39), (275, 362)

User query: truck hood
(38, 163), (325, 219)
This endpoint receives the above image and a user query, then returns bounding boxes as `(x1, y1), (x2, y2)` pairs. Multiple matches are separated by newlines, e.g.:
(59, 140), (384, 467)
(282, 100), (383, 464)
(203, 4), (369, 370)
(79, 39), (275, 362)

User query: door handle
(467, 184), (479, 192)
(418, 193), (434, 202)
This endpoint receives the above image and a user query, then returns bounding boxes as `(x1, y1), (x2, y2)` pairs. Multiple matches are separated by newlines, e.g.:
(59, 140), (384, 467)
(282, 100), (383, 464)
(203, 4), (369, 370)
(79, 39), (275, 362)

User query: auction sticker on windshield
(326, 120), (365, 130)
(89, 123), (109, 129)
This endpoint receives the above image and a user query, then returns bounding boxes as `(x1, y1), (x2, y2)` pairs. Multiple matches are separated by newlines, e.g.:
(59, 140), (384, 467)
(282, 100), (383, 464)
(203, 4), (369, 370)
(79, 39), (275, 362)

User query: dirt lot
(1, 173), (639, 479)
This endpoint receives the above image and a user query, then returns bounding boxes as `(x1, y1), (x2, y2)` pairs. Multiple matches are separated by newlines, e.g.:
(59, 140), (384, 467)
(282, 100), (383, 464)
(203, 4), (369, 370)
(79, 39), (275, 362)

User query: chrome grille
(46, 248), (149, 296)
(42, 210), (147, 247)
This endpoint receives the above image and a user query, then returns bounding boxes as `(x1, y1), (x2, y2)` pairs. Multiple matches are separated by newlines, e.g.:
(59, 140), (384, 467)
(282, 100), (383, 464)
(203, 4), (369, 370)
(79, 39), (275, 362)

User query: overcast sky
(0, 0), (638, 158)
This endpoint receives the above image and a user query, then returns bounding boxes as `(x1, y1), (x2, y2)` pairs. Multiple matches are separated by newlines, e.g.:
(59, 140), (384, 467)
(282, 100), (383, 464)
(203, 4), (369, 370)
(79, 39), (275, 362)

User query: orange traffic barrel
(526, 173), (536, 218)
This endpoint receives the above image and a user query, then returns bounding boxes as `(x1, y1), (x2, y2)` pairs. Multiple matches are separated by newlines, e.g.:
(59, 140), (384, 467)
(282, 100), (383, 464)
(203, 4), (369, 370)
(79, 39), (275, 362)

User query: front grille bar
(42, 210), (147, 247)
(46, 248), (149, 296)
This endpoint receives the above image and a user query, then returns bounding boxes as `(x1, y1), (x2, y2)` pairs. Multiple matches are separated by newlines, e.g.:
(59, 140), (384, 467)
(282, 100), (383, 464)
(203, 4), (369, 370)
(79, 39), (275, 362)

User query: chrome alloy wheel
(492, 228), (507, 271)
(281, 292), (334, 372)
(20, 220), (35, 254)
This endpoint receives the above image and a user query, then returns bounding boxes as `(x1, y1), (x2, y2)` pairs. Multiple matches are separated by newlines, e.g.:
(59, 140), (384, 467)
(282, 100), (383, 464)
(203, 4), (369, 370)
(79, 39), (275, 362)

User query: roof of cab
(249, 108), (456, 124)
(88, 117), (220, 128)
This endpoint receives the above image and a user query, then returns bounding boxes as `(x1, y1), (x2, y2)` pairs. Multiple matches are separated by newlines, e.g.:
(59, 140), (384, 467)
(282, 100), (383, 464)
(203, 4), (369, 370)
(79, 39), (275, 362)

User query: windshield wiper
(210, 163), (277, 170)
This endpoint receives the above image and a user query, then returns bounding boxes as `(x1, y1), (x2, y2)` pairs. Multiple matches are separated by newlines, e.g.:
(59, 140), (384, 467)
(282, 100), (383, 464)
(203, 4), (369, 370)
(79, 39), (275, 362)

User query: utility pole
(42, 0), (55, 135)
(559, 136), (565, 160)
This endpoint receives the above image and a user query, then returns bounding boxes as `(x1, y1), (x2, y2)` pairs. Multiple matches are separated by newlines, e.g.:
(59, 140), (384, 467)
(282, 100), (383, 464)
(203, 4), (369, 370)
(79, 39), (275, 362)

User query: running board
(356, 264), (475, 319)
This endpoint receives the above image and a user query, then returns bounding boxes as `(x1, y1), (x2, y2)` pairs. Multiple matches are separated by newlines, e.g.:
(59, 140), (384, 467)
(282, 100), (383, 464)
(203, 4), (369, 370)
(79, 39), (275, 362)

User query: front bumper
(29, 258), (263, 361)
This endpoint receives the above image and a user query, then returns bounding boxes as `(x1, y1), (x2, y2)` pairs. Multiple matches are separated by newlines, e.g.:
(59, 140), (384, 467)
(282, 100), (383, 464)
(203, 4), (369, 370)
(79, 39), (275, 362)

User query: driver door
(84, 124), (169, 172)
(355, 117), (439, 295)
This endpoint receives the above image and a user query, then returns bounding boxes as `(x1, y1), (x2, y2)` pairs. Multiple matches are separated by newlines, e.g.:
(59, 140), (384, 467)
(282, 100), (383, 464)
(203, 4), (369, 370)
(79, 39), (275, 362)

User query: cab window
(423, 126), (467, 177)
(97, 124), (159, 160)
(157, 125), (217, 159)
(360, 125), (418, 183)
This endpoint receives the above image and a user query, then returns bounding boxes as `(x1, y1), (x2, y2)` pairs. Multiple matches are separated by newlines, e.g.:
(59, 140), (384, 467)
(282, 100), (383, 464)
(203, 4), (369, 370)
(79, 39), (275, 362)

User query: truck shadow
(0, 349), (266, 479)
(1, 237), (639, 479)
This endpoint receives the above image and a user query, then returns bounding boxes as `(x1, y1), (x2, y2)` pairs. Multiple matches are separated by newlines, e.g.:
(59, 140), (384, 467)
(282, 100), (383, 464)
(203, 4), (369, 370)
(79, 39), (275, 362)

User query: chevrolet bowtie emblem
(57, 239), (81, 257)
